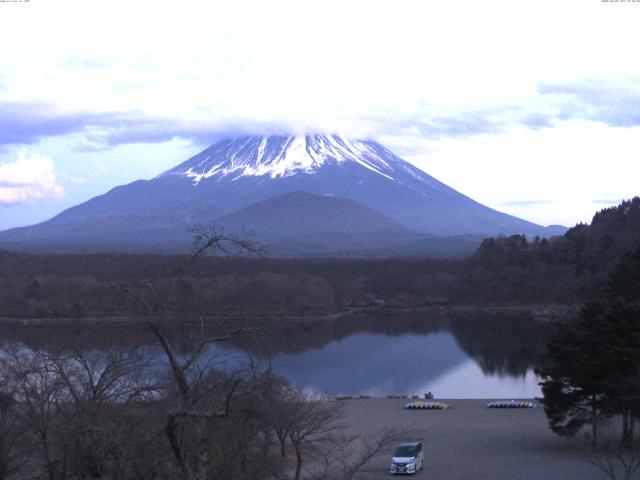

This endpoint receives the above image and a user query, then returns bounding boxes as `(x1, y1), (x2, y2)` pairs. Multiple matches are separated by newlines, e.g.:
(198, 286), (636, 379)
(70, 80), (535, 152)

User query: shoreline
(0, 303), (578, 327)
(330, 395), (541, 402)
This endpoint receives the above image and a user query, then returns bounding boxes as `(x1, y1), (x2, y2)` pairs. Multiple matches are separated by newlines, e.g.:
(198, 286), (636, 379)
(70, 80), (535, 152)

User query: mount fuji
(0, 134), (565, 255)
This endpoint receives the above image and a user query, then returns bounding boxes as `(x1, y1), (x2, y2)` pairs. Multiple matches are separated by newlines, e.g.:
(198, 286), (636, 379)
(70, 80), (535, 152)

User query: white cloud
(59, 172), (86, 186)
(1, 0), (639, 131)
(0, 151), (64, 205)
(0, 0), (639, 226)
(402, 121), (640, 227)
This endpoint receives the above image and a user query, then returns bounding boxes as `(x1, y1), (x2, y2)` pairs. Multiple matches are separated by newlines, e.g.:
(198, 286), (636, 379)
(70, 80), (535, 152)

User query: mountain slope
(154, 134), (555, 236)
(0, 134), (564, 253)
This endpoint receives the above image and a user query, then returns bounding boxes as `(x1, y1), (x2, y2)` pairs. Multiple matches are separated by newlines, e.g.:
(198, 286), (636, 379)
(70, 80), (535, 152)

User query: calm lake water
(267, 331), (541, 399)
(0, 312), (551, 399)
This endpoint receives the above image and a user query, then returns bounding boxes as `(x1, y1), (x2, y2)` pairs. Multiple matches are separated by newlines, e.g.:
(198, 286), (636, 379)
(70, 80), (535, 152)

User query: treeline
(457, 197), (640, 304)
(0, 255), (461, 318)
(2, 198), (640, 318)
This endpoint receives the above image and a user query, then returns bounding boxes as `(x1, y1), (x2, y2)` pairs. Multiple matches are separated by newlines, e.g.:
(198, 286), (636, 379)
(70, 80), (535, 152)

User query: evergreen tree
(609, 248), (640, 303)
(539, 247), (640, 446)
(601, 248), (640, 445)
(538, 301), (611, 446)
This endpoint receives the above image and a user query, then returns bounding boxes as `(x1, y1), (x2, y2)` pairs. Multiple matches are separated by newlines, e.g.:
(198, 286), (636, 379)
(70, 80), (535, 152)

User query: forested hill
(1, 199), (639, 319)
(457, 197), (640, 304)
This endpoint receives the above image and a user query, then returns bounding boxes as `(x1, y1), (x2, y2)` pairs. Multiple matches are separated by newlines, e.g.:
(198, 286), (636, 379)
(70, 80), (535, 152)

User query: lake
(268, 331), (541, 398)
(0, 311), (552, 399)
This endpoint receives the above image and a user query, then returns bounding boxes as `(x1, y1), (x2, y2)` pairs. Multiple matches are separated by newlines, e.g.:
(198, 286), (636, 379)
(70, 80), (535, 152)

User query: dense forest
(458, 197), (640, 303)
(1, 198), (639, 319)
(0, 254), (461, 318)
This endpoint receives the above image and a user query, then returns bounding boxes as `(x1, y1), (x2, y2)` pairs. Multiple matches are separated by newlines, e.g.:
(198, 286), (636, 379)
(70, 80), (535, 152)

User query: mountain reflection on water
(0, 311), (553, 398)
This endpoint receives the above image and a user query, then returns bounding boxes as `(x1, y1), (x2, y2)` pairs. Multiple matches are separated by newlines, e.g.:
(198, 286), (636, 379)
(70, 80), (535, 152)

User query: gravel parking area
(339, 398), (605, 480)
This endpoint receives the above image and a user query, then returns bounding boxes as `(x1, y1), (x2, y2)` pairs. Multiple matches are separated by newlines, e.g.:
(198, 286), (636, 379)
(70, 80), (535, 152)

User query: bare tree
(4, 349), (68, 480)
(259, 375), (299, 459)
(113, 225), (261, 318)
(108, 408), (166, 480)
(286, 399), (344, 480)
(0, 384), (24, 480)
(48, 347), (158, 480)
(307, 426), (420, 480)
(50, 346), (156, 411)
(114, 226), (266, 480)
(585, 431), (640, 480)
(0, 219), (417, 480)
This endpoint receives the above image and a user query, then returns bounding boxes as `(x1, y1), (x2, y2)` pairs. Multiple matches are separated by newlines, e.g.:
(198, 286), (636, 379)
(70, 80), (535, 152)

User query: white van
(390, 441), (424, 475)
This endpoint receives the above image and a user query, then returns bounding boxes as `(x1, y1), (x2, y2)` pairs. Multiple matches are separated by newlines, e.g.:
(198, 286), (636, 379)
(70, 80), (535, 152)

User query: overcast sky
(1, 0), (639, 230)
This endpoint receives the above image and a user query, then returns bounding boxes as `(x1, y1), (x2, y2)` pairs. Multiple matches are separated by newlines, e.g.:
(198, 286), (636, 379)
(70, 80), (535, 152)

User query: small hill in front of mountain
(216, 191), (481, 257)
(216, 191), (406, 237)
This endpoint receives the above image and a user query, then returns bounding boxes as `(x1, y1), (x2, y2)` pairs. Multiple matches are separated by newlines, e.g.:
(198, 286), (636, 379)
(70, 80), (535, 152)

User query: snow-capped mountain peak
(0, 132), (561, 251)
(160, 134), (420, 184)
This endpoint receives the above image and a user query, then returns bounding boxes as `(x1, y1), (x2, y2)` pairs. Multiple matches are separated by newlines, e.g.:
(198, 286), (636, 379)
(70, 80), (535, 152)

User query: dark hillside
(457, 197), (640, 304)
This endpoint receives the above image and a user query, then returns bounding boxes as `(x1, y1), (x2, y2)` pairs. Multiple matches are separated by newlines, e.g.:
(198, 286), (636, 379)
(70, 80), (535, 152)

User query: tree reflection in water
(0, 311), (555, 396)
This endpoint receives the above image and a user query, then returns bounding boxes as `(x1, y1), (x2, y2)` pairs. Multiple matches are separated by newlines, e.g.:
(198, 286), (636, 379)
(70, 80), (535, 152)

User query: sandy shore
(338, 398), (604, 480)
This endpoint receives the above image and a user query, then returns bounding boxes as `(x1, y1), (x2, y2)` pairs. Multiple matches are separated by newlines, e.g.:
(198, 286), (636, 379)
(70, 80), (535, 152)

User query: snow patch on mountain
(160, 134), (420, 185)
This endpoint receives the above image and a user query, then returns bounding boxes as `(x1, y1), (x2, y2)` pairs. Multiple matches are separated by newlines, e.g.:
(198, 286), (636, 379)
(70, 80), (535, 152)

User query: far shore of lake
(0, 303), (579, 326)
